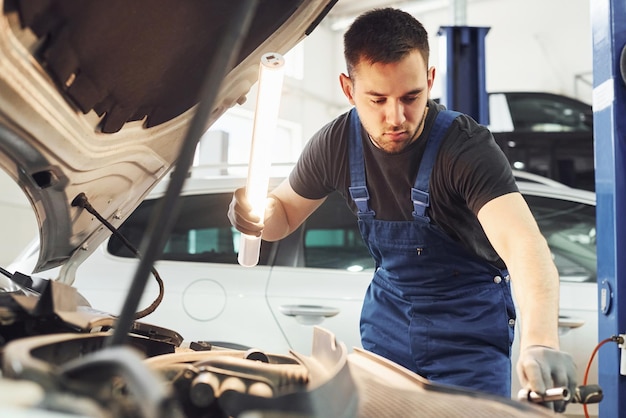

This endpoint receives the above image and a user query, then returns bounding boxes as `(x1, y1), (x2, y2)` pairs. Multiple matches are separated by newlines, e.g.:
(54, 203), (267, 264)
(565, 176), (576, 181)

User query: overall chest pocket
(367, 219), (452, 257)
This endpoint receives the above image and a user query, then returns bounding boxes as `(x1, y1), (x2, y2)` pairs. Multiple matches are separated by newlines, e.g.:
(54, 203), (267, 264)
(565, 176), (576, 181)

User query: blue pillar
(591, 0), (626, 417)
(437, 26), (490, 125)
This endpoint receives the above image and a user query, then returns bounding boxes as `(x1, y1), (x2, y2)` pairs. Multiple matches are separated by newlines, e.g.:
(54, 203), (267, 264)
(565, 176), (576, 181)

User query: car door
(265, 192), (372, 355)
(73, 190), (290, 353)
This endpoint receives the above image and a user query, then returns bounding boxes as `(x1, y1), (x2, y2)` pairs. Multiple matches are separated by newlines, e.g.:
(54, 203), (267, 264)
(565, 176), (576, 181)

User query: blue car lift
(437, 25), (490, 125)
(592, 0), (626, 417)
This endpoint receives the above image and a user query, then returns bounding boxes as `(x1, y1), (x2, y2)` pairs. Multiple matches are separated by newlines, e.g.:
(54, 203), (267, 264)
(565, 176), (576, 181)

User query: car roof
(512, 170), (572, 188)
(150, 169), (595, 208)
(149, 174), (286, 197)
(516, 180), (595, 206)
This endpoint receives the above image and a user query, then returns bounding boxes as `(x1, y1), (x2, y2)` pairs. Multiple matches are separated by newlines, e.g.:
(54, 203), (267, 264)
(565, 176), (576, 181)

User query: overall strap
(347, 108), (375, 218)
(412, 109), (461, 220)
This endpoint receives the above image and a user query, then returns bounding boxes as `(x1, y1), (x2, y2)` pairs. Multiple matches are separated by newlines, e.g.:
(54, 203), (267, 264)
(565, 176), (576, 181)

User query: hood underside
(0, 0), (336, 277)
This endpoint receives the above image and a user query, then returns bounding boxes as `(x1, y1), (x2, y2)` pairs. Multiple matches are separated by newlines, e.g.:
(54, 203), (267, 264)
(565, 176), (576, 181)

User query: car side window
(523, 194), (596, 283)
(107, 193), (271, 265)
(301, 193), (375, 271)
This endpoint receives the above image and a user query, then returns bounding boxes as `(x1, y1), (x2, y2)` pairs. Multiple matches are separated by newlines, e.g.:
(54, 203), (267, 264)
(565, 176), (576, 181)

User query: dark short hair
(344, 8), (429, 77)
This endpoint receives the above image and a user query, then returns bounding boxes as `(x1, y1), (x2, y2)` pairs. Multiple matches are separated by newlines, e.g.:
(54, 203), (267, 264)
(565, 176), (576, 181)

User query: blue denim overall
(348, 108), (516, 396)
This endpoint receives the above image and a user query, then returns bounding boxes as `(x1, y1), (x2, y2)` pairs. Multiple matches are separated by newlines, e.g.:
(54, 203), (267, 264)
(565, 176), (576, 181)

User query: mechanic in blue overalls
(229, 7), (576, 412)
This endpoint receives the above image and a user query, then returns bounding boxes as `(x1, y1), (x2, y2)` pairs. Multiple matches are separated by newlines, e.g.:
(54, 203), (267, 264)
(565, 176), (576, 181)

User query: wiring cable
(71, 192), (163, 319)
(581, 335), (623, 418)
(0, 265), (16, 293)
(0, 266), (12, 279)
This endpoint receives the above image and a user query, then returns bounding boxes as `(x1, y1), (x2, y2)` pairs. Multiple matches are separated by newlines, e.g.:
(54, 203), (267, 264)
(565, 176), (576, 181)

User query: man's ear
(427, 66), (436, 93)
(339, 73), (355, 105)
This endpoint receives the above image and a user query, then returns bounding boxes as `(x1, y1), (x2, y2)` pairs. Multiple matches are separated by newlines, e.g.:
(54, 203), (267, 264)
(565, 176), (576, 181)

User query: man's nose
(385, 101), (406, 126)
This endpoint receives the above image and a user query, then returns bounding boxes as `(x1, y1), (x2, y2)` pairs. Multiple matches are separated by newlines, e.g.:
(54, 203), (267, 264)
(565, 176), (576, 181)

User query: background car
(434, 91), (595, 191)
(489, 91), (594, 191)
(8, 171), (599, 417)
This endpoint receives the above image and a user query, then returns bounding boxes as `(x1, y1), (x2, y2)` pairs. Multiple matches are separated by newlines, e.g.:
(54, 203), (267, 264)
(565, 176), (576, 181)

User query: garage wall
(0, 0), (593, 267)
(253, 0), (593, 143)
(433, 0), (592, 100)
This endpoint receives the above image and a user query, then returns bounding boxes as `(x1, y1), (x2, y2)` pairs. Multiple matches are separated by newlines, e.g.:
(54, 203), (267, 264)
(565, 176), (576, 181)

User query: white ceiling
(327, 0), (419, 18)
(325, 0), (467, 31)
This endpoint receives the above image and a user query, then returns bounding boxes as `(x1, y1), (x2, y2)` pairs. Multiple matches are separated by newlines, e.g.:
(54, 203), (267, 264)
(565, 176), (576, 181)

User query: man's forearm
(259, 195), (293, 241)
(509, 242), (561, 350)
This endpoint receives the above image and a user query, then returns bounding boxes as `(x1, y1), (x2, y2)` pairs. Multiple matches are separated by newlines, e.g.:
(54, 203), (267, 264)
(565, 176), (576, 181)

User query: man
(228, 7), (576, 410)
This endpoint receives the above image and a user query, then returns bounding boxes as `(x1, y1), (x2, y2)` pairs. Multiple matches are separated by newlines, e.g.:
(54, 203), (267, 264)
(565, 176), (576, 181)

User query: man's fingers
(518, 355), (549, 395)
(228, 187), (263, 236)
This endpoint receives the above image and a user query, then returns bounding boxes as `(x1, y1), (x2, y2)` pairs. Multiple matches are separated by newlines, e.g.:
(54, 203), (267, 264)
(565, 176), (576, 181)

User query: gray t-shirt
(289, 101), (518, 268)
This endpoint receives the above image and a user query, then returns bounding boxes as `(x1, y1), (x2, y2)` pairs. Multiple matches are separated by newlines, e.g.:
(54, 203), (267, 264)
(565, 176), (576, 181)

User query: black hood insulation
(8, 0), (303, 133)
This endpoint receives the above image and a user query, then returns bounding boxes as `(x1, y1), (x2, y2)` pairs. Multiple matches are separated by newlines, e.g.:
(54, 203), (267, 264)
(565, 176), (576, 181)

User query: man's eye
(371, 98), (385, 104)
(403, 96), (418, 103)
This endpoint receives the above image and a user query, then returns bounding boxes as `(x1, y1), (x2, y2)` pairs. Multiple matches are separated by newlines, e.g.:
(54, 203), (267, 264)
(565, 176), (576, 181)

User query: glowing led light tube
(238, 52), (285, 267)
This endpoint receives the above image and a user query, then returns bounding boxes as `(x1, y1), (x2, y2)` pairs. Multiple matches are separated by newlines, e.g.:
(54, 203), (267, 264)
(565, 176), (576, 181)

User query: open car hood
(0, 0), (336, 278)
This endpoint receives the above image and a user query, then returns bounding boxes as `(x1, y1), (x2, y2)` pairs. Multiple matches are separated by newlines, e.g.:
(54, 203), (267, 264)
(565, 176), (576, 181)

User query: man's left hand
(517, 345), (578, 413)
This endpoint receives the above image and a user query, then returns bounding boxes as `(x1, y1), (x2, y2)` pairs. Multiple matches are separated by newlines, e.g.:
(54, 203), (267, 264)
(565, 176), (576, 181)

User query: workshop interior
(0, 0), (624, 417)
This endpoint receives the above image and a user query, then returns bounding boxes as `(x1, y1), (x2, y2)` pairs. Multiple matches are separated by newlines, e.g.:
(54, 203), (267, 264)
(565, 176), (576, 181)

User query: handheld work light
(238, 52), (285, 267)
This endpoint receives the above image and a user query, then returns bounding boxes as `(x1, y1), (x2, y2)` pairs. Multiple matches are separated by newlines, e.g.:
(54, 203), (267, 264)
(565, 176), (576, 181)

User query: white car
(9, 171), (598, 417)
